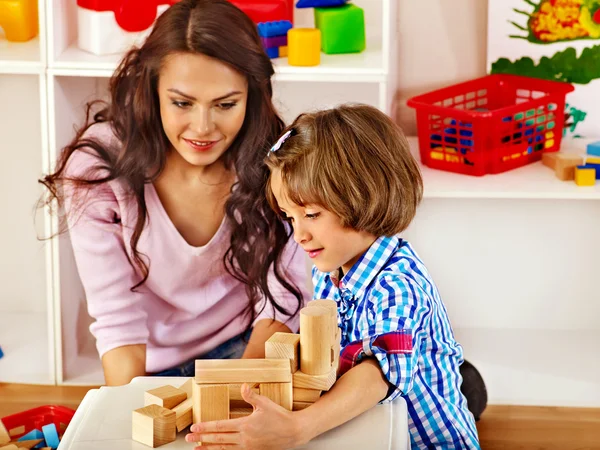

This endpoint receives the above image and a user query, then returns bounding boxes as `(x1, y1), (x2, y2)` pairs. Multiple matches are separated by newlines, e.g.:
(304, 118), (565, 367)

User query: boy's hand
(185, 383), (307, 450)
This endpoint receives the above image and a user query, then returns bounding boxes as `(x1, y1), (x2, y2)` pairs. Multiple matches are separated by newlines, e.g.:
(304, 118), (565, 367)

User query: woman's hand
(185, 383), (308, 450)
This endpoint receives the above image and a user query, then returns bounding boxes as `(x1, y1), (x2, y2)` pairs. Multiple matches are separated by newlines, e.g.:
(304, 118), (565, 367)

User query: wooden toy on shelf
(0, 0), (38, 42)
(542, 152), (584, 181)
(288, 28), (321, 66)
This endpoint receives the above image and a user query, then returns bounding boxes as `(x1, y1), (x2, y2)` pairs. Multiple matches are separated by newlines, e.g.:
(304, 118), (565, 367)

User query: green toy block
(314, 4), (366, 54)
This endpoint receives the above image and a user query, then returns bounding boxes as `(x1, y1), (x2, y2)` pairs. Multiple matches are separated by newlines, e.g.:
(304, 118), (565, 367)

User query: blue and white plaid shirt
(313, 235), (480, 449)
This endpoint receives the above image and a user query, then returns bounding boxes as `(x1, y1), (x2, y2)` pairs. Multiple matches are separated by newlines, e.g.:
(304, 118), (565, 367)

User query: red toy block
(228, 0), (293, 24)
(77, 0), (178, 32)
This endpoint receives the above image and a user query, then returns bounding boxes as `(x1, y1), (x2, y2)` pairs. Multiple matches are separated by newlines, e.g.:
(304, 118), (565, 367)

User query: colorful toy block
(265, 46), (279, 58)
(575, 166), (596, 186)
(296, 0), (348, 7)
(288, 28), (321, 66)
(257, 20), (293, 38)
(41, 424), (60, 449)
(77, 0), (173, 55)
(582, 163), (600, 179)
(279, 45), (288, 57)
(0, 345), (3, 359)
(587, 140), (600, 157)
(314, 4), (366, 54)
(261, 35), (287, 48)
(230, 0), (293, 24)
(0, 0), (38, 42)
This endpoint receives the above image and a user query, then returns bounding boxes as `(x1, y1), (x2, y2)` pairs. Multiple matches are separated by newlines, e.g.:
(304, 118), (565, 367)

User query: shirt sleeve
(63, 149), (149, 358)
(253, 238), (311, 332)
(364, 273), (432, 403)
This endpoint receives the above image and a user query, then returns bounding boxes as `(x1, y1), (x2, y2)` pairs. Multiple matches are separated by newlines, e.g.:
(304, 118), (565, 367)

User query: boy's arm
(184, 358), (390, 449)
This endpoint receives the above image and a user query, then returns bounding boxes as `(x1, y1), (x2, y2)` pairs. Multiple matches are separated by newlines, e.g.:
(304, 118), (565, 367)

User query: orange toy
(0, 0), (38, 42)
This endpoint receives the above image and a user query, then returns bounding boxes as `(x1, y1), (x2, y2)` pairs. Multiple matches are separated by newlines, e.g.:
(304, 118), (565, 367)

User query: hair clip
(269, 129), (295, 153)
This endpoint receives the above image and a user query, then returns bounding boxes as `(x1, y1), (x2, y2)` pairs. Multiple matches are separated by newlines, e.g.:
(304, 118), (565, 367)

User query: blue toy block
(257, 20), (292, 38)
(587, 140), (600, 157)
(0, 345), (3, 359)
(296, 0), (348, 7)
(266, 46), (279, 58)
(42, 423), (60, 449)
(18, 429), (46, 448)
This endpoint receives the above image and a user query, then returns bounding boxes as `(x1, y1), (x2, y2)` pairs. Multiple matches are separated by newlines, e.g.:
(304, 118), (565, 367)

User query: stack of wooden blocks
(132, 300), (340, 448)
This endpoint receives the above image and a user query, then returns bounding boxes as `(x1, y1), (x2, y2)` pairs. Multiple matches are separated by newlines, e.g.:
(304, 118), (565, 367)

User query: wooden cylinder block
(300, 305), (334, 375)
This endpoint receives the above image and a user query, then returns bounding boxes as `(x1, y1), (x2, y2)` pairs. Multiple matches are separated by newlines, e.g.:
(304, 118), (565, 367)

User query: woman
(40, 0), (309, 386)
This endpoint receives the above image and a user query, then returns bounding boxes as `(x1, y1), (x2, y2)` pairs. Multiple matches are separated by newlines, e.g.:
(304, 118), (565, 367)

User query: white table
(57, 377), (410, 450)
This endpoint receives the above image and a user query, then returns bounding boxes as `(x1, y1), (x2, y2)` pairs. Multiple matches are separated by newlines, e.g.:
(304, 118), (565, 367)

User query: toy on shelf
(313, 3), (365, 54)
(542, 152), (584, 181)
(288, 28), (321, 66)
(0, 0), (38, 42)
(575, 165), (596, 186)
(257, 20), (292, 59)
(407, 74), (574, 176)
(132, 300), (340, 448)
(587, 141), (600, 157)
(229, 0), (294, 24)
(0, 405), (74, 450)
(76, 0), (176, 56)
(296, 0), (348, 7)
(0, 345), (3, 359)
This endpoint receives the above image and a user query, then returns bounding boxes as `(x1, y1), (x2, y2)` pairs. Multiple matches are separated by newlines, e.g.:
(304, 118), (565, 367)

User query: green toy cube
(314, 4), (366, 54)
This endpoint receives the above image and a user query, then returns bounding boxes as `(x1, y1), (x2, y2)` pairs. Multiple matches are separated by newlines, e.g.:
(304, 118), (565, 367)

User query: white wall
(395, 0), (489, 135)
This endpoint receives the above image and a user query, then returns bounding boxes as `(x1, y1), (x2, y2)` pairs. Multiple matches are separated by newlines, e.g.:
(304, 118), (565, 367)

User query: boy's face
(270, 170), (377, 274)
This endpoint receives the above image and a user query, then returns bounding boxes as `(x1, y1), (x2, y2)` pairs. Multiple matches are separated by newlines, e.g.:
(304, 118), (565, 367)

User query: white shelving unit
(1, 0), (598, 409)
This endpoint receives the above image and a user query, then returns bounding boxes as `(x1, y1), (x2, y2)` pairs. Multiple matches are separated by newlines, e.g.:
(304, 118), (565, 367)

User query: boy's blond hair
(265, 104), (423, 236)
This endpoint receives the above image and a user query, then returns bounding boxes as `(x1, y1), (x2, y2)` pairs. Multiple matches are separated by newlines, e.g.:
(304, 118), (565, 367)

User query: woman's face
(158, 52), (248, 169)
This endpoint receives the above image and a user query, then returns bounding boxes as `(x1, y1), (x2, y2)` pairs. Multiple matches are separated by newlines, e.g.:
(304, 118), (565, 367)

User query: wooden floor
(1, 383), (599, 449)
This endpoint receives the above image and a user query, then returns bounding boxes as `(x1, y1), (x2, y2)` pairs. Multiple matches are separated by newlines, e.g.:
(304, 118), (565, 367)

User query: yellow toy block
(0, 0), (38, 42)
(288, 28), (321, 67)
(575, 166), (596, 186)
(279, 45), (288, 57)
(586, 156), (600, 164)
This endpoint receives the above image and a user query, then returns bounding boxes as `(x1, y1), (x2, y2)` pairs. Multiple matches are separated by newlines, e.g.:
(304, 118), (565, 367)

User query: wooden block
(132, 404), (176, 448)
(300, 305), (335, 375)
(265, 332), (300, 372)
(38, 448), (52, 450)
(0, 445), (19, 450)
(259, 382), (293, 411)
(230, 408), (253, 419)
(293, 387), (321, 403)
(293, 367), (337, 391)
(10, 439), (43, 449)
(555, 155), (584, 181)
(192, 383), (230, 424)
(172, 396), (193, 432)
(7, 427), (24, 438)
(0, 420), (9, 445)
(333, 327), (341, 372)
(228, 383), (259, 401)
(179, 378), (193, 398)
(307, 299), (338, 340)
(144, 385), (187, 410)
(230, 399), (252, 409)
(195, 359), (291, 384)
(293, 401), (313, 411)
(541, 152), (559, 170)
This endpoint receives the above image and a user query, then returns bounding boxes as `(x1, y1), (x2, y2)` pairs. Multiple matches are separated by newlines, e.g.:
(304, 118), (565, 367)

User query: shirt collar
(327, 235), (401, 299)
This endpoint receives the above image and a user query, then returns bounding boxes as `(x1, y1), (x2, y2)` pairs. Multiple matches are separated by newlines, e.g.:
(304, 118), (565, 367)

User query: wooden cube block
(145, 385), (187, 410)
(259, 382), (293, 410)
(0, 444), (19, 450)
(192, 384), (230, 423)
(11, 439), (43, 449)
(172, 396), (193, 432)
(555, 155), (584, 181)
(541, 152), (559, 170)
(293, 387), (322, 403)
(132, 404), (176, 448)
(178, 378), (193, 398)
(229, 383), (259, 401)
(195, 359), (291, 384)
(265, 332), (300, 372)
(293, 366), (337, 390)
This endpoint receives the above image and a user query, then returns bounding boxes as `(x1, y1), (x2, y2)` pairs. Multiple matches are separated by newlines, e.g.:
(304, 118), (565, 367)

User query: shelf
(455, 328), (600, 407)
(409, 137), (600, 200)
(0, 312), (54, 385)
(0, 37), (43, 74)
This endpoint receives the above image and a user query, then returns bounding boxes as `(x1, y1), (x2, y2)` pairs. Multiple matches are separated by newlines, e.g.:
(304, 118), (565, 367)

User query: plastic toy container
(1, 405), (75, 440)
(407, 74), (574, 176)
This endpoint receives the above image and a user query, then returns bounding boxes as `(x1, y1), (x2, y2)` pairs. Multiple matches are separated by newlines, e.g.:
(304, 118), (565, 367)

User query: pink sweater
(64, 123), (310, 372)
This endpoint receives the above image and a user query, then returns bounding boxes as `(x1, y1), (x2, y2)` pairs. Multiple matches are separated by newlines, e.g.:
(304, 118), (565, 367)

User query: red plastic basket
(407, 74), (574, 176)
(0, 405), (75, 440)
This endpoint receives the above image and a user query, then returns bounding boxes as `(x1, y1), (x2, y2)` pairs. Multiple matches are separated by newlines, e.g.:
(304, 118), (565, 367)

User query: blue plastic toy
(587, 141), (600, 157)
(265, 46), (279, 58)
(18, 429), (46, 447)
(0, 345), (3, 359)
(296, 0), (348, 7)
(257, 20), (293, 38)
(42, 423), (61, 449)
